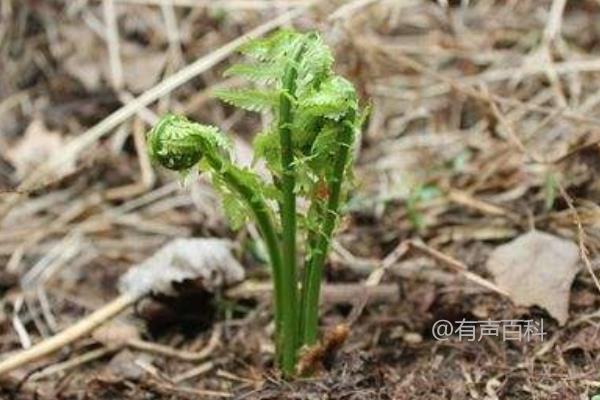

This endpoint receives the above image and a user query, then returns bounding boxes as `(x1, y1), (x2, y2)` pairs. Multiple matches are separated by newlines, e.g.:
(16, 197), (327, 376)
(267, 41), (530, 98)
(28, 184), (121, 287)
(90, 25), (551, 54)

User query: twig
(29, 347), (117, 381)
(378, 51), (600, 126)
(557, 183), (600, 294)
(447, 189), (519, 221)
(11, 297), (32, 350)
(543, 0), (568, 43)
(105, 118), (157, 200)
(0, 292), (138, 376)
(103, 0), (124, 90)
(171, 360), (215, 383)
(408, 240), (509, 297)
(127, 325), (220, 361)
(328, 0), (381, 20)
(115, 0), (302, 9)
(347, 241), (410, 325)
(227, 281), (399, 305)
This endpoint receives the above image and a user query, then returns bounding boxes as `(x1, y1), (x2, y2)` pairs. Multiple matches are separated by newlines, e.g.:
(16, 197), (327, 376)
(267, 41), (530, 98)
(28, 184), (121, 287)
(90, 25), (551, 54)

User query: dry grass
(1, 0), (599, 398)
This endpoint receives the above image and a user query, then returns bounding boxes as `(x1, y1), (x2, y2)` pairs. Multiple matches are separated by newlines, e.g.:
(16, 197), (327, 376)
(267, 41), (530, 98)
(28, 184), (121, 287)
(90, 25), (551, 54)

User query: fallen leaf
(105, 350), (151, 381)
(61, 25), (167, 92)
(119, 43), (167, 93)
(562, 326), (600, 353)
(6, 120), (74, 179)
(93, 322), (140, 348)
(486, 231), (580, 325)
(118, 238), (245, 297)
(60, 25), (103, 91)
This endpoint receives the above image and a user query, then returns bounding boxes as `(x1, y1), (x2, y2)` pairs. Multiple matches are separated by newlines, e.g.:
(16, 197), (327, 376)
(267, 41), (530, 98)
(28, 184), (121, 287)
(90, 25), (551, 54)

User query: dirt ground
(1, 0), (600, 399)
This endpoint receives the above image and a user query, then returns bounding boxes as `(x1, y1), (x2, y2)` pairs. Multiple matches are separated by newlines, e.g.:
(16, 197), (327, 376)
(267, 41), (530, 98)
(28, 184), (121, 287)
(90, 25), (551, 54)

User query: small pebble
(403, 332), (423, 344)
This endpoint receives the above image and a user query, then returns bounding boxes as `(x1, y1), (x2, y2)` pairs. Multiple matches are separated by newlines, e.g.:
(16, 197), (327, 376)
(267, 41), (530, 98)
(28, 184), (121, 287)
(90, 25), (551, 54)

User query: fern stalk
(276, 41), (305, 373)
(203, 154), (286, 351)
(300, 113), (356, 346)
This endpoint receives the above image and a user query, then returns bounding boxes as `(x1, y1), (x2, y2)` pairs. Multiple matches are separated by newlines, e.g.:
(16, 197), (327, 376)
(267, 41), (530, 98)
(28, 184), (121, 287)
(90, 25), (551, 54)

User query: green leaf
(296, 33), (334, 95)
(209, 163), (274, 230)
(224, 62), (283, 83)
(291, 113), (321, 149)
(299, 76), (357, 120)
(221, 190), (251, 229)
(213, 88), (280, 112)
(253, 130), (281, 173)
(240, 29), (300, 61)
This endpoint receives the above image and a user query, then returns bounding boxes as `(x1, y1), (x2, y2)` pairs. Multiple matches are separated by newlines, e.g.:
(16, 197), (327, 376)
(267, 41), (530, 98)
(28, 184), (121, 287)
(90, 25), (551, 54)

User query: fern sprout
(147, 30), (366, 376)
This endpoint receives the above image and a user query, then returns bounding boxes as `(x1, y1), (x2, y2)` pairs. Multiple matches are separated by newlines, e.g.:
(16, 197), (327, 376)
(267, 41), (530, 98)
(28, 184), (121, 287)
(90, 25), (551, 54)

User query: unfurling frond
(213, 88), (280, 112)
(147, 114), (230, 172)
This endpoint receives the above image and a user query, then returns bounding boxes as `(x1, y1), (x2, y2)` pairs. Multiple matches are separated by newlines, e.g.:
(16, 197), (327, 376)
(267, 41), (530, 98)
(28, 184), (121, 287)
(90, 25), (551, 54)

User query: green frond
(220, 189), (251, 229)
(239, 29), (300, 61)
(253, 130), (281, 173)
(307, 123), (338, 174)
(213, 88), (280, 112)
(209, 163), (274, 229)
(296, 33), (334, 95)
(224, 62), (283, 83)
(299, 76), (358, 120)
(293, 156), (319, 195)
(291, 113), (321, 149)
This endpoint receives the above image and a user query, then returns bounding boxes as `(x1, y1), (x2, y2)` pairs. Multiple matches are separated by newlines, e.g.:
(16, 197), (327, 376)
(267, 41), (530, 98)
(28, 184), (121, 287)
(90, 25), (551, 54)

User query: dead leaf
(486, 231), (580, 325)
(118, 238), (245, 297)
(6, 120), (74, 179)
(61, 25), (166, 92)
(105, 350), (151, 381)
(562, 326), (600, 353)
(60, 25), (103, 91)
(93, 322), (140, 348)
(118, 43), (167, 93)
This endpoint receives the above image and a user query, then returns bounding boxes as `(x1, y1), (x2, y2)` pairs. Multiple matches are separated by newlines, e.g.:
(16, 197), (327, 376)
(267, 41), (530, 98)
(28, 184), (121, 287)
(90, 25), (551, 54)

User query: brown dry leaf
(119, 43), (167, 93)
(60, 25), (103, 90)
(61, 26), (166, 92)
(562, 326), (600, 353)
(93, 322), (140, 348)
(486, 231), (580, 325)
(105, 350), (151, 381)
(6, 120), (74, 179)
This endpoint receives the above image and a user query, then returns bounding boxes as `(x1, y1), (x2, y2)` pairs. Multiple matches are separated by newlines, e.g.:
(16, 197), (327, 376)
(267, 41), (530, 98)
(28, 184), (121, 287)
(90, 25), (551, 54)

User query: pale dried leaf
(486, 231), (580, 325)
(93, 321), (140, 348)
(64, 55), (103, 90)
(106, 350), (151, 380)
(6, 120), (74, 179)
(61, 25), (103, 90)
(118, 238), (245, 297)
(119, 43), (167, 93)
(61, 26), (166, 92)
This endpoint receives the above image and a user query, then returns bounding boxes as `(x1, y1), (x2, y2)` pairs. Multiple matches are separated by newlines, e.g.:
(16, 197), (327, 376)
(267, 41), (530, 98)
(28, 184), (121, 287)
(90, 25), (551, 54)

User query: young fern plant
(147, 30), (365, 376)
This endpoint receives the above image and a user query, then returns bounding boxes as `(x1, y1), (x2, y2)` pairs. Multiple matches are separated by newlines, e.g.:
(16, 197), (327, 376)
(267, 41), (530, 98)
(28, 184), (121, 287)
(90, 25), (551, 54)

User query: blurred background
(1, 0), (600, 398)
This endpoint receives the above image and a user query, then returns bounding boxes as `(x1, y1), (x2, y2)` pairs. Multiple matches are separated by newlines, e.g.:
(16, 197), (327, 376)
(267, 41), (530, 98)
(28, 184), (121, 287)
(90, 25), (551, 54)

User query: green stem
(300, 114), (355, 346)
(204, 153), (286, 367)
(275, 41), (305, 374)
